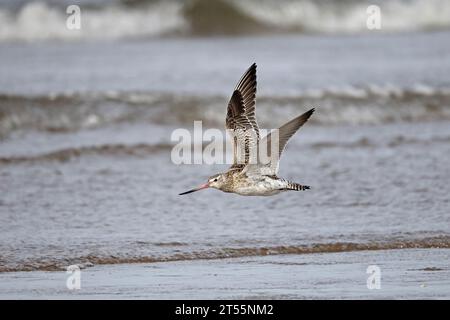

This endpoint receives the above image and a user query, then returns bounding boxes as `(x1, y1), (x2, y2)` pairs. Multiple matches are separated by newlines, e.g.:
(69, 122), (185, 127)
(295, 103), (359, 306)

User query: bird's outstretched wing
(248, 108), (315, 176)
(226, 63), (259, 170)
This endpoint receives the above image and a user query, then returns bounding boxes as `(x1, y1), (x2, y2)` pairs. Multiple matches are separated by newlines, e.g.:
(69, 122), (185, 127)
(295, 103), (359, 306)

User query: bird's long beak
(179, 183), (209, 195)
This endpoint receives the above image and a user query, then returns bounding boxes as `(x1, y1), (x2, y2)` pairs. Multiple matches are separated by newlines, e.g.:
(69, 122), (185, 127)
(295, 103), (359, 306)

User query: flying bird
(180, 63), (314, 196)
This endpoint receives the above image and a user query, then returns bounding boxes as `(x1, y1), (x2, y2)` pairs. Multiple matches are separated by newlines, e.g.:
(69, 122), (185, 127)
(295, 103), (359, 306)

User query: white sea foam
(238, 0), (450, 33)
(0, 0), (449, 42)
(0, 1), (186, 42)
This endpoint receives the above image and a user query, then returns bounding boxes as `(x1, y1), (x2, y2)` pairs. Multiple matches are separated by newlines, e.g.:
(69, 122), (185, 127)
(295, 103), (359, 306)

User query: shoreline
(1, 237), (450, 273)
(1, 248), (449, 299)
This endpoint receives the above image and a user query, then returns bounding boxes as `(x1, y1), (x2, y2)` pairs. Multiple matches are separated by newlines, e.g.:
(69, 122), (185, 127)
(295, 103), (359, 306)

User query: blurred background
(0, 0), (449, 273)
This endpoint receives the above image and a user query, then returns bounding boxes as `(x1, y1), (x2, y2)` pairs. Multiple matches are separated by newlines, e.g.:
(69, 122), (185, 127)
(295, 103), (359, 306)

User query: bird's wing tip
(305, 107), (316, 118)
(302, 108), (315, 119)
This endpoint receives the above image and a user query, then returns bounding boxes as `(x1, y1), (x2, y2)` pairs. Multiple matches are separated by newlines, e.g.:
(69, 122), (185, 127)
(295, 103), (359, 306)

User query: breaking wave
(2, 85), (450, 138)
(1, 0), (450, 42)
(1, 235), (449, 272)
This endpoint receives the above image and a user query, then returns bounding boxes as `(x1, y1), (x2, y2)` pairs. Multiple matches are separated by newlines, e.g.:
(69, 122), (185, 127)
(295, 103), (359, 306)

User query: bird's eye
(214, 178), (218, 182)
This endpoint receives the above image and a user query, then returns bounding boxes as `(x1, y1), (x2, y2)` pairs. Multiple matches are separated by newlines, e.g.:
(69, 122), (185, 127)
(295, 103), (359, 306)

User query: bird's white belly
(232, 178), (284, 196)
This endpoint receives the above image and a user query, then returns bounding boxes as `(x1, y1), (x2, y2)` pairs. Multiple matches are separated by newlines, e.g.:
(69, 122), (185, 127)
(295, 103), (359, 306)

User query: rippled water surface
(1, 31), (450, 272)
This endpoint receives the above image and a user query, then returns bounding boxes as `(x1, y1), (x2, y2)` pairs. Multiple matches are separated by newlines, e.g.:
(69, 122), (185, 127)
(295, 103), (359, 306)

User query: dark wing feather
(258, 108), (315, 174)
(226, 63), (259, 169)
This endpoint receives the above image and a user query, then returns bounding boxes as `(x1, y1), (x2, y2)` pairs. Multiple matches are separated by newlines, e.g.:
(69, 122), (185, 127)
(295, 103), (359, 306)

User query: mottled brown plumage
(179, 63), (314, 196)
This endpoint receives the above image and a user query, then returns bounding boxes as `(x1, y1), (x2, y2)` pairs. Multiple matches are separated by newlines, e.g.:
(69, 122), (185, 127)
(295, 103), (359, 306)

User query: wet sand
(0, 248), (448, 299)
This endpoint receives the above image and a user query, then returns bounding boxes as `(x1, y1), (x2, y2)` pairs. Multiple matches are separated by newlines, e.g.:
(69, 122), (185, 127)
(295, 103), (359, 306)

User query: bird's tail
(283, 181), (310, 191)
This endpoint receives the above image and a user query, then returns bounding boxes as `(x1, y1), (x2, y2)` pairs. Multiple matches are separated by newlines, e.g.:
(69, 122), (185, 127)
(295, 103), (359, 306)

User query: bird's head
(179, 173), (225, 195)
(206, 173), (226, 189)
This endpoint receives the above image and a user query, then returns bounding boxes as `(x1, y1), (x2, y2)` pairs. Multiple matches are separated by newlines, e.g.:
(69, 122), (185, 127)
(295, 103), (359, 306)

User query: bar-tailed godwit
(180, 63), (314, 196)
